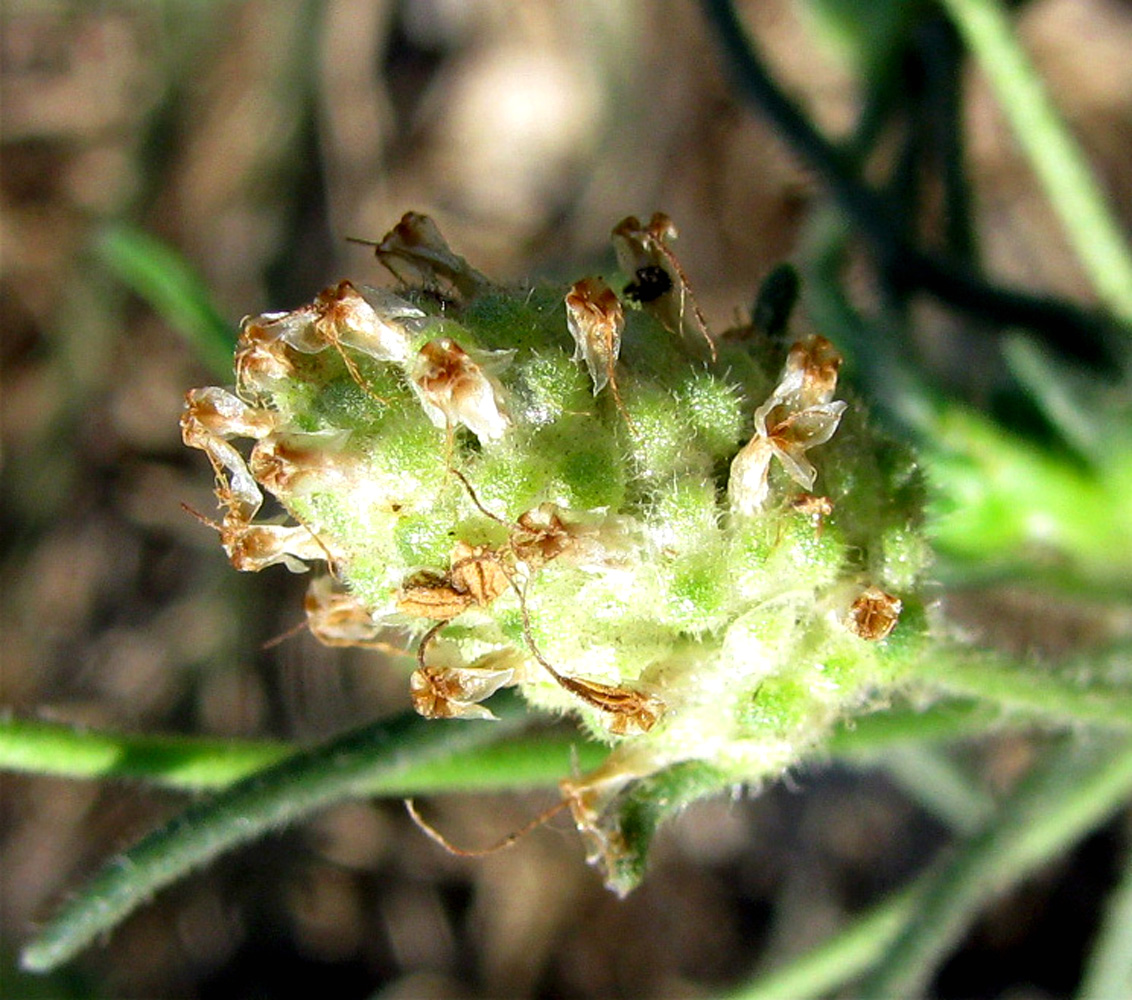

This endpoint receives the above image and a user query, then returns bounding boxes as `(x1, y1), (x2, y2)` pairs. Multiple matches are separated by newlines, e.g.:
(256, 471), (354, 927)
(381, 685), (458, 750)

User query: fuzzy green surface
(250, 283), (928, 772)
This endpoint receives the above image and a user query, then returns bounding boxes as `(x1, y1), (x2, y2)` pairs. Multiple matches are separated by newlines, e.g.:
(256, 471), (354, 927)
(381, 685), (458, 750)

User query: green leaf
(19, 695), (540, 973)
(860, 737), (1132, 996)
(939, 0), (1132, 330)
(95, 223), (234, 378)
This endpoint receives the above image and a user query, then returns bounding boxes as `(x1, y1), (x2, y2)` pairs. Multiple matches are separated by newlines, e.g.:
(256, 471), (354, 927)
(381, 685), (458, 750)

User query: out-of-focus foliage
(5, 1), (1132, 998)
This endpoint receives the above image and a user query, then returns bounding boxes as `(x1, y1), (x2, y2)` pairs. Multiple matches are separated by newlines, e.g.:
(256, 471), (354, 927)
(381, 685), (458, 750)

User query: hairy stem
(917, 649), (1132, 730)
(0, 715), (608, 793)
(20, 697), (532, 973)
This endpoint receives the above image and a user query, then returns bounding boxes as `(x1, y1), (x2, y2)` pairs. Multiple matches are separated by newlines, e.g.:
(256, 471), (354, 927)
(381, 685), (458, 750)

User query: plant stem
(878, 744), (995, 835)
(939, 0), (1132, 329)
(731, 736), (1132, 1000)
(725, 885), (923, 1000)
(0, 716), (608, 794)
(825, 698), (998, 756)
(1, 698), (1002, 794)
(700, 0), (1114, 366)
(918, 649), (1132, 730)
(1076, 842), (1132, 1000)
(0, 716), (290, 789)
(19, 698), (533, 973)
(860, 736), (1132, 997)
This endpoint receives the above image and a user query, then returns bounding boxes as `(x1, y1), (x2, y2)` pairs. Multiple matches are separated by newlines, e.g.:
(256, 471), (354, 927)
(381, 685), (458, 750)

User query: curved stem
(19, 697), (535, 973)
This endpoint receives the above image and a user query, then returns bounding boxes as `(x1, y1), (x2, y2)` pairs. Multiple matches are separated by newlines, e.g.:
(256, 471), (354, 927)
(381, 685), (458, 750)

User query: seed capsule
(845, 586), (902, 641)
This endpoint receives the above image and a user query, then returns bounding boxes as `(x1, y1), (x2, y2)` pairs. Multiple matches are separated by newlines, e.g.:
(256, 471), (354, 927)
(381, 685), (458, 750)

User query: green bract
(183, 211), (930, 892)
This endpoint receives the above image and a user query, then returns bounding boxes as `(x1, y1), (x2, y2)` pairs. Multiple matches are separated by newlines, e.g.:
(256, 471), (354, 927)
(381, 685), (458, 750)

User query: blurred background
(3, 1), (1132, 996)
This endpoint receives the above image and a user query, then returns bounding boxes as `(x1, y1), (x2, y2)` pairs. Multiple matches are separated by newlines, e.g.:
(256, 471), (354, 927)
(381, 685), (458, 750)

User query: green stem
(19, 697), (537, 973)
(877, 743), (995, 835)
(729, 736), (1132, 1000)
(700, 0), (1114, 367)
(940, 0), (1132, 329)
(1, 698), (1000, 794)
(0, 716), (290, 789)
(860, 737), (1132, 997)
(0, 715), (608, 794)
(917, 650), (1132, 729)
(825, 698), (999, 756)
(1076, 842), (1132, 1000)
(725, 885), (923, 1000)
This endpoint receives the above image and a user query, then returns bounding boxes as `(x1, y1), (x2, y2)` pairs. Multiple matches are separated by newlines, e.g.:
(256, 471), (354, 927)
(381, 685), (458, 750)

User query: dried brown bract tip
(787, 334), (843, 410)
(395, 539), (511, 623)
(249, 431), (352, 498)
(515, 584), (665, 734)
(845, 585), (902, 641)
(412, 338), (511, 442)
(556, 675), (664, 736)
(368, 211), (491, 301)
(791, 493), (834, 535)
(511, 504), (574, 569)
(565, 277), (633, 429)
(611, 212), (716, 362)
(449, 542), (511, 608)
(181, 388), (272, 522)
(183, 498), (331, 574)
(183, 386), (276, 441)
(396, 569), (478, 622)
(181, 388), (340, 574)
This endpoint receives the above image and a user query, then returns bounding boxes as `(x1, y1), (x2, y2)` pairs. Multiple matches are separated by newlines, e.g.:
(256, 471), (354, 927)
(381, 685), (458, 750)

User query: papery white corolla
(729, 336), (848, 515)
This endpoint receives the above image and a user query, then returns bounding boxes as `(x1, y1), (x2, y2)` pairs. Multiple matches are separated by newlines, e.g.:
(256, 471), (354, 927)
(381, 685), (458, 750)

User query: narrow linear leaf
(20, 696), (534, 973)
(877, 744), (995, 835)
(1077, 842), (1132, 1000)
(0, 716), (608, 795)
(917, 648), (1132, 729)
(731, 738), (1132, 1000)
(95, 223), (234, 378)
(860, 737), (1132, 997)
(826, 698), (998, 757)
(725, 885), (922, 1000)
(939, 0), (1132, 329)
